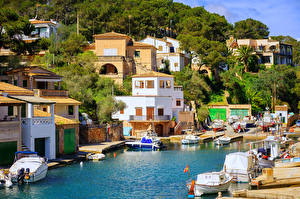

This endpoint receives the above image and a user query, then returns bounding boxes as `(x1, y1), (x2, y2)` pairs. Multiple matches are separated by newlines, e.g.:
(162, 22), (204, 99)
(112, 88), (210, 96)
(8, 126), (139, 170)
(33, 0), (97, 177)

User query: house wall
(128, 47), (155, 72)
(112, 96), (173, 121)
(139, 37), (170, 53)
(95, 38), (128, 56)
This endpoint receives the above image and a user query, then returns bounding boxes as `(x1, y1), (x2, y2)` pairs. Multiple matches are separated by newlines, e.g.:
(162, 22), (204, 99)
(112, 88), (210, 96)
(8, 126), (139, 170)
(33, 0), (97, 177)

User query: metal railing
(129, 115), (170, 121)
(174, 86), (183, 91)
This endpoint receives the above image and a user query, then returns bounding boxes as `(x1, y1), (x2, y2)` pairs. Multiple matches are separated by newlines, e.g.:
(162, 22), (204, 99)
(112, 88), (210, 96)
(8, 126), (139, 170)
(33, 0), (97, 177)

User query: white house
(274, 105), (288, 124)
(0, 82), (56, 160)
(112, 71), (184, 136)
(139, 36), (189, 72)
(22, 19), (59, 42)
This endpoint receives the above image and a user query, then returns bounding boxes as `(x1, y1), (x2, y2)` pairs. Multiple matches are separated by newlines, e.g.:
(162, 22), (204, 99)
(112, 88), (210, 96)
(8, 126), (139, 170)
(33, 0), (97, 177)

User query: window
(158, 46), (163, 51)
(176, 99), (181, 106)
(135, 107), (142, 116)
(8, 106), (13, 116)
(23, 80), (28, 88)
(13, 80), (18, 86)
(120, 109), (124, 114)
(43, 107), (47, 112)
(170, 47), (175, 53)
(166, 80), (171, 88)
(159, 80), (164, 88)
(158, 108), (164, 116)
(134, 51), (140, 57)
(68, 105), (74, 115)
(135, 80), (144, 88)
(37, 81), (48, 89)
(146, 80), (154, 88)
(174, 63), (178, 67)
(103, 48), (117, 56)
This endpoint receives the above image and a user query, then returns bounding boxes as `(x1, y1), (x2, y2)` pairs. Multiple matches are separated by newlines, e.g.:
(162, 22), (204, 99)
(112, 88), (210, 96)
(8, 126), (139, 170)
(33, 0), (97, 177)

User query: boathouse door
(155, 124), (163, 137)
(146, 107), (154, 120)
(35, 138), (46, 157)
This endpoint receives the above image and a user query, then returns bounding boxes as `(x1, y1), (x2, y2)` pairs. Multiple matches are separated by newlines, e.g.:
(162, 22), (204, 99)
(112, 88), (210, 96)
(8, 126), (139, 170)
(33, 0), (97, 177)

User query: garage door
(230, 109), (249, 118)
(64, 128), (75, 154)
(0, 141), (17, 165)
(209, 108), (227, 121)
(35, 138), (46, 157)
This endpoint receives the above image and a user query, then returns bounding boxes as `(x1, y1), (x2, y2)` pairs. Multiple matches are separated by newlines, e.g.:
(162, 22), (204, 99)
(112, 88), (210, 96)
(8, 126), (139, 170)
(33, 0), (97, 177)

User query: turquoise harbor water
(0, 141), (249, 199)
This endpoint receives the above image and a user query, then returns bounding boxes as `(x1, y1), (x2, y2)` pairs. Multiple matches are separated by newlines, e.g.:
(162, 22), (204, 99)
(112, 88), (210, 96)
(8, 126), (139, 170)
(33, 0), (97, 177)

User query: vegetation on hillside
(0, 0), (299, 124)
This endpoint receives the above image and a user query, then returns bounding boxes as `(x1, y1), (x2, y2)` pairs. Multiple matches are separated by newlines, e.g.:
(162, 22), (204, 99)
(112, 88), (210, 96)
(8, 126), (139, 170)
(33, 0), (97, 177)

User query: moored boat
(9, 151), (48, 183)
(187, 171), (232, 197)
(0, 170), (12, 188)
(87, 153), (105, 161)
(181, 135), (200, 145)
(214, 136), (231, 145)
(275, 157), (300, 168)
(211, 119), (224, 131)
(125, 131), (163, 150)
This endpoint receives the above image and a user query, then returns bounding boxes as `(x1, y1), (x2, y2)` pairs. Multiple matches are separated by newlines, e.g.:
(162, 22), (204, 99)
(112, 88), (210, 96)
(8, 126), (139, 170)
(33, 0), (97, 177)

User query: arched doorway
(100, 64), (118, 75)
(155, 124), (164, 137)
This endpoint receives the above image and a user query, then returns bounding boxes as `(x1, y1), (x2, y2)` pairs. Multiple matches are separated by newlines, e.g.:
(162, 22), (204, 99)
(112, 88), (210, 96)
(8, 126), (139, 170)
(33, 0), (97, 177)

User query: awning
(41, 97), (81, 105)
(9, 95), (55, 104)
(0, 96), (25, 106)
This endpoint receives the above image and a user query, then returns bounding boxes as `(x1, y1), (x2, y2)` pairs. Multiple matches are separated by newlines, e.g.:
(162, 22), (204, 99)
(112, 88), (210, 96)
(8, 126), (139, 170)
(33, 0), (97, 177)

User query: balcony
(174, 86), (183, 91)
(98, 56), (125, 62)
(34, 89), (69, 97)
(129, 115), (170, 121)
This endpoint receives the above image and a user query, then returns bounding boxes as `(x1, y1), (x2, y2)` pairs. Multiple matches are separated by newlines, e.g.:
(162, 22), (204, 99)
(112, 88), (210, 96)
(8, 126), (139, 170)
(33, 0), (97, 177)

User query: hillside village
(0, 1), (299, 198)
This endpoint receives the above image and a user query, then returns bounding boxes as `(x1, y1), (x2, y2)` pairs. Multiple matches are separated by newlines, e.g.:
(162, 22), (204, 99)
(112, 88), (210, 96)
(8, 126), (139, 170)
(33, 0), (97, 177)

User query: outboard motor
(24, 168), (30, 181)
(17, 168), (25, 184)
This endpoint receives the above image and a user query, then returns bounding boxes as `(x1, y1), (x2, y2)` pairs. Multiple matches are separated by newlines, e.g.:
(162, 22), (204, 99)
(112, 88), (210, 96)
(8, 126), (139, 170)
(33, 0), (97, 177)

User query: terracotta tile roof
(7, 66), (62, 79)
(132, 71), (173, 78)
(0, 82), (34, 96)
(41, 97), (81, 105)
(30, 20), (56, 25)
(34, 109), (79, 125)
(0, 96), (25, 105)
(130, 42), (156, 49)
(93, 31), (131, 39)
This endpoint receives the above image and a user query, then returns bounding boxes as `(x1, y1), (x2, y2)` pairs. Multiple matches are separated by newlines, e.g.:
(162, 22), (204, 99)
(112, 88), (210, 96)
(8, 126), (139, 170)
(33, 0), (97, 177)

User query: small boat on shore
(228, 115), (239, 124)
(232, 121), (247, 133)
(181, 135), (200, 145)
(87, 153), (105, 161)
(187, 171), (232, 197)
(9, 151), (48, 183)
(214, 136), (231, 145)
(211, 120), (224, 131)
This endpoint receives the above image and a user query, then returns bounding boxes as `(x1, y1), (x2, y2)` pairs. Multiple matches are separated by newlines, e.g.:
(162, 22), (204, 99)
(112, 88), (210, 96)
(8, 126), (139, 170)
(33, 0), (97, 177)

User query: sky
(174, 0), (300, 40)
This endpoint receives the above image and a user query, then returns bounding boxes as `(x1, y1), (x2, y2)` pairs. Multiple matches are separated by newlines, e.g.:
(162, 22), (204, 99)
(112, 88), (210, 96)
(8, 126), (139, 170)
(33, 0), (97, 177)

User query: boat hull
(187, 179), (232, 196)
(181, 139), (200, 145)
(125, 142), (161, 150)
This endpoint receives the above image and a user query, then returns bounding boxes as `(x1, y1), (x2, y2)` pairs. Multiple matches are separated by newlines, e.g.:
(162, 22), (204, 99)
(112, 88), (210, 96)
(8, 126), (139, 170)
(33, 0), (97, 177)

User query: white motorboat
(181, 135), (200, 145)
(232, 121), (247, 133)
(125, 131), (163, 150)
(187, 171), (232, 196)
(214, 136), (231, 145)
(211, 120), (224, 131)
(9, 151), (48, 183)
(228, 115), (239, 124)
(223, 152), (255, 182)
(87, 153), (105, 161)
(0, 170), (12, 188)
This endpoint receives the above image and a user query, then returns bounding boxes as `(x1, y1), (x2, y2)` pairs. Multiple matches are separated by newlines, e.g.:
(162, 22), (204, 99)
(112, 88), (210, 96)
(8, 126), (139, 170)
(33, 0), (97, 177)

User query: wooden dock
(79, 141), (125, 154)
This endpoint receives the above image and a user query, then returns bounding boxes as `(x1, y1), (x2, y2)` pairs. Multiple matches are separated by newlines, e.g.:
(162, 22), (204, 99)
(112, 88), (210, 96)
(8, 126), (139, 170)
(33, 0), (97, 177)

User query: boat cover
(141, 137), (153, 143)
(223, 152), (250, 175)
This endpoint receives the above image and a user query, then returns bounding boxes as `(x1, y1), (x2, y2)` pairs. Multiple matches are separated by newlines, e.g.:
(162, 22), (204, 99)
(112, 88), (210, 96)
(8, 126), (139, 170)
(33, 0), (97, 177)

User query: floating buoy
(80, 161), (83, 167)
(113, 153), (116, 158)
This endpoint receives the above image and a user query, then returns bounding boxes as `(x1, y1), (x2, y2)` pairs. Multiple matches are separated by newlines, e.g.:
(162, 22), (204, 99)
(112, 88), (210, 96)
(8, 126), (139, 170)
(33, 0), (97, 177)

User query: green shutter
(35, 138), (46, 157)
(209, 108), (227, 121)
(0, 141), (17, 165)
(64, 128), (75, 154)
(23, 80), (28, 88)
(8, 106), (14, 116)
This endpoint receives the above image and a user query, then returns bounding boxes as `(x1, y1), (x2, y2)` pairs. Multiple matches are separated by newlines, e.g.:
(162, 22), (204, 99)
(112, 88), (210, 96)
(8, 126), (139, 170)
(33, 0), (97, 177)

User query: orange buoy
(113, 153), (116, 158)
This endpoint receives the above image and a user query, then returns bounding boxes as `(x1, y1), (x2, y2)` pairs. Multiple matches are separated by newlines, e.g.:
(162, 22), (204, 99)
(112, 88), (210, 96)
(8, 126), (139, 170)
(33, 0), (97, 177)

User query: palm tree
(236, 46), (254, 72)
